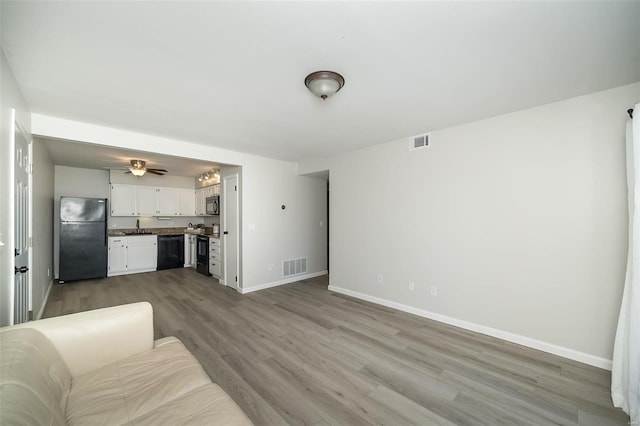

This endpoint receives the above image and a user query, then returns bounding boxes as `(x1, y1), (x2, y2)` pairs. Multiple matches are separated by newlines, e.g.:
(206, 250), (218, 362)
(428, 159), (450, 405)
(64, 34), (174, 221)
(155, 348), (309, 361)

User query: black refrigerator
(59, 197), (108, 283)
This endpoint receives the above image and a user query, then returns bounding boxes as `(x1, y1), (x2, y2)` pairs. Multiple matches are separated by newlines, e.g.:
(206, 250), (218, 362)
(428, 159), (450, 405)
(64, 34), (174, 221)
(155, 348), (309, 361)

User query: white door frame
(10, 110), (33, 324)
(222, 173), (240, 291)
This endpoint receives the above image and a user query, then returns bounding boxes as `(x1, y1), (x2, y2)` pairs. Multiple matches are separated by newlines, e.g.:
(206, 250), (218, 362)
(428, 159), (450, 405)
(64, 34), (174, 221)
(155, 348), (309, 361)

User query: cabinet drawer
(209, 238), (221, 247)
(209, 251), (221, 262)
(209, 245), (221, 255)
(209, 260), (220, 276)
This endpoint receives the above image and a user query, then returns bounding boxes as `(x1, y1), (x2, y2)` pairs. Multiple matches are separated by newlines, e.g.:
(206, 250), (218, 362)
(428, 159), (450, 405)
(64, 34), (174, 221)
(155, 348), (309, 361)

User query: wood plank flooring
(42, 269), (629, 425)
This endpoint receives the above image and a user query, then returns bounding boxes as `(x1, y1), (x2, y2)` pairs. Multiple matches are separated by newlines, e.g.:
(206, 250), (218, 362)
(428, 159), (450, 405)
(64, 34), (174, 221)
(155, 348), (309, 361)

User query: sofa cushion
(122, 383), (253, 425)
(65, 337), (214, 425)
(0, 328), (71, 426)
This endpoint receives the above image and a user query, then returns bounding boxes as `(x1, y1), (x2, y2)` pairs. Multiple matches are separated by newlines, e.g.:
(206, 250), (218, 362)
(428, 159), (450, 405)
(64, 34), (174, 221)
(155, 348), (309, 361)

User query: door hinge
(235, 185), (237, 191)
(235, 276), (238, 282)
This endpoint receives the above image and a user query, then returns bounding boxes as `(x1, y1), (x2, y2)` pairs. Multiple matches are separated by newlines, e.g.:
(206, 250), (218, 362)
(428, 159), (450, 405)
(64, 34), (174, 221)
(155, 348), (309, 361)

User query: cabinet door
(108, 238), (128, 276)
(127, 236), (157, 271)
(137, 186), (158, 216)
(110, 184), (137, 216)
(195, 188), (205, 216)
(189, 238), (196, 267)
(157, 187), (179, 215)
(177, 189), (196, 216)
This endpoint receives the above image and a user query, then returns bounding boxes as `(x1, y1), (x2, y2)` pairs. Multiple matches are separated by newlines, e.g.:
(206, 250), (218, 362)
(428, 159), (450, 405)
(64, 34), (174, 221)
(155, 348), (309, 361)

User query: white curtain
(612, 102), (639, 424)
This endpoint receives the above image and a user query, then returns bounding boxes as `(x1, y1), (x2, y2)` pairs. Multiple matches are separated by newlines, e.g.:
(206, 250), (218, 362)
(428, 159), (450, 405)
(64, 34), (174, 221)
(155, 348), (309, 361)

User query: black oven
(196, 235), (210, 276)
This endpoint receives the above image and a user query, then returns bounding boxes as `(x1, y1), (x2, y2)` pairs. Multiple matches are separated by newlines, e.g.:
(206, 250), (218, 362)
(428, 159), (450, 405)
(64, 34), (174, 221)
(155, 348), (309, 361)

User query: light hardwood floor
(43, 269), (628, 426)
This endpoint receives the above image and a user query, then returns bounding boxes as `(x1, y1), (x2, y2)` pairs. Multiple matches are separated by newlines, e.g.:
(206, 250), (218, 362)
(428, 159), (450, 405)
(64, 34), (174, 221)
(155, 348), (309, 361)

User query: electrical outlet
(430, 285), (438, 296)
(408, 281), (415, 291)
(377, 274), (384, 284)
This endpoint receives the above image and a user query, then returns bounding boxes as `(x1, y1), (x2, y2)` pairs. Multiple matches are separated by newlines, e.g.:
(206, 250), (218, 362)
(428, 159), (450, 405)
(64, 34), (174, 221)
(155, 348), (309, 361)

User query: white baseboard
(241, 270), (328, 294)
(36, 279), (54, 320)
(328, 284), (612, 371)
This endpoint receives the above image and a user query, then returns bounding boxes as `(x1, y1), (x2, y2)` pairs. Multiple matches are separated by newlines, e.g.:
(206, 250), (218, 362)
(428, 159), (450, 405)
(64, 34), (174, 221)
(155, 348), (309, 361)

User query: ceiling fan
(125, 160), (168, 177)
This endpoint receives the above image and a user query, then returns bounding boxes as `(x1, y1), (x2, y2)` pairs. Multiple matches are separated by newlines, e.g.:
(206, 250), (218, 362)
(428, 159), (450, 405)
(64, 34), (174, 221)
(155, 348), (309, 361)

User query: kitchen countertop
(108, 226), (214, 237)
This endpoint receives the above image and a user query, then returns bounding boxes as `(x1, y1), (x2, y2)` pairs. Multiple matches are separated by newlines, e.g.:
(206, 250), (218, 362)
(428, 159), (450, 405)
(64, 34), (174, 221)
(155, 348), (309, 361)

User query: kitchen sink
(123, 231), (155, 235)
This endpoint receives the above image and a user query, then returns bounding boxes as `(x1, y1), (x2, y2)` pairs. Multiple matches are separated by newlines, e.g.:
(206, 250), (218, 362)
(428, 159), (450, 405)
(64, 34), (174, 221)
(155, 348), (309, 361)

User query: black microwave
(206, 196), (220, 215)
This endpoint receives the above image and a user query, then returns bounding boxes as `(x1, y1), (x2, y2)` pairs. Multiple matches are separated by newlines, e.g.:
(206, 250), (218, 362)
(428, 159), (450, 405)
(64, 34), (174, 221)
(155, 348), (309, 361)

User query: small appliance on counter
(212, 224), (220, 237)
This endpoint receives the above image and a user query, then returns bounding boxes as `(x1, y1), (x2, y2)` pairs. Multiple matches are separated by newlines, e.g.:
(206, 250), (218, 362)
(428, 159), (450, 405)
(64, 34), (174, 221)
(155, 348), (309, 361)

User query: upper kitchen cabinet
(111, 184), (198, 217)
(157, 187), (179, 215)
(137, 186), (157, 216)
(110, 184), (137, 216)
(178, 189), (196, 216)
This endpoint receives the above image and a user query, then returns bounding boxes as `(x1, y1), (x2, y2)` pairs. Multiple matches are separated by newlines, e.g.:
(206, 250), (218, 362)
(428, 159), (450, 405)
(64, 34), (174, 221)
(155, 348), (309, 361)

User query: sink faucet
(136, 219), (140, 234)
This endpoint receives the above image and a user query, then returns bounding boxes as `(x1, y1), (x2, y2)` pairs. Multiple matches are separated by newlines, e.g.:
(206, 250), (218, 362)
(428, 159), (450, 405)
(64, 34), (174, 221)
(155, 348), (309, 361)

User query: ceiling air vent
(409, 133), (430, 151)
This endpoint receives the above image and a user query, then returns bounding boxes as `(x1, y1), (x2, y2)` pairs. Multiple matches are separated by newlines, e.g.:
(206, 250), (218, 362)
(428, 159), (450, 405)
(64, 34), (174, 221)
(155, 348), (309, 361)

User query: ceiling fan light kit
(304, 70), (345, 100)
(126, 159), (168, 176)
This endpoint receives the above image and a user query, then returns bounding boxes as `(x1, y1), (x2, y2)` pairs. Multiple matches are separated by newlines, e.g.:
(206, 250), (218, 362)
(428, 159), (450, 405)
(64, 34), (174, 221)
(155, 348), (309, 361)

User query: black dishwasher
(157, 235), (184, 270)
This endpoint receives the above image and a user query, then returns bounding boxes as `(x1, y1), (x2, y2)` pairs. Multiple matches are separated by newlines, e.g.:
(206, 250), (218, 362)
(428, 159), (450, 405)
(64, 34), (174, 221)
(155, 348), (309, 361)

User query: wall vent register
(410, 133), (430, 150)
(283, 258), (307, 277)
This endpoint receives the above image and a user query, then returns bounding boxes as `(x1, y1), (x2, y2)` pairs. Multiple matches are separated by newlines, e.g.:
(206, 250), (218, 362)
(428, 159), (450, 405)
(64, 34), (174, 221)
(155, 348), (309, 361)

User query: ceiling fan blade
(147, 168), (168, 173)
(124, 171), (132, 174)
(146, 170), (165, 175)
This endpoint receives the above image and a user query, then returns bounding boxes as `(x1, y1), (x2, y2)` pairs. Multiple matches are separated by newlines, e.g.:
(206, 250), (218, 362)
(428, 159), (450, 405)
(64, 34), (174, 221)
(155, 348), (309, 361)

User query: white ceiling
(2, 1), (639, 163)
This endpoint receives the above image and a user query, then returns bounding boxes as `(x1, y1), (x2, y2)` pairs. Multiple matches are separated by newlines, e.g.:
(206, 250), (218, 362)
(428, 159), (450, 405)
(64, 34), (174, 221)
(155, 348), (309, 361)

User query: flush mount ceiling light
(304, 70), (345, 100)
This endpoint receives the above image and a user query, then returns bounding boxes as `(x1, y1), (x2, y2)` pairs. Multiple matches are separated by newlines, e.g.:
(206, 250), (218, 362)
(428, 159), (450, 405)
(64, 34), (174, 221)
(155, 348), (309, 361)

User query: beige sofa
(0, 302), (253, 425)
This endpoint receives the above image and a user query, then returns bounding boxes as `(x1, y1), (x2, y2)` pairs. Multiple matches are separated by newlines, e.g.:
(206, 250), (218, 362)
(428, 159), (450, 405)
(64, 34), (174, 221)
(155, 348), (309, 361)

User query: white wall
(32, 140), (55, 319)
(34, 116), (328, 291)
(0, 51), (31, 325)
(240, 162), (327, 290)
(301, 82), (639, 367)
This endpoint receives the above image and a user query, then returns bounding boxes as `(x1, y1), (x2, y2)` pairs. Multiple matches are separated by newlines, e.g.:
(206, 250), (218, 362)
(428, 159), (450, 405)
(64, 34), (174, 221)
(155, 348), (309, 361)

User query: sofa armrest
(8, 302), (154, 378)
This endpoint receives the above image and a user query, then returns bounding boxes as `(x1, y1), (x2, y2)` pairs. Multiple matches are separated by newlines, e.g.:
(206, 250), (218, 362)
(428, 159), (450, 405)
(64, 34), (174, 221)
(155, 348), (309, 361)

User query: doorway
(223, 173), (240, 291)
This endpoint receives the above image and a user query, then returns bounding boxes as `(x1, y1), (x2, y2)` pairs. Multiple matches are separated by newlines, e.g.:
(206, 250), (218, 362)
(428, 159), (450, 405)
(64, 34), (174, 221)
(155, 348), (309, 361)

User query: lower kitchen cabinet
(209, 237), (223, 279)
(184, 234), (196, 267)
(108, 235), (157, 277)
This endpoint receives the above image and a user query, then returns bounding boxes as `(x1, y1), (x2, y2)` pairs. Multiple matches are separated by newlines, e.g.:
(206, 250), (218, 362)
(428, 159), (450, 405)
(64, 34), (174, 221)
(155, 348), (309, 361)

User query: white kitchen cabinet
(110, 184), (201, 217)
(184, 234), (196, 267)
(209, 237), (222, 279)
(137, 186), (157, 216)
(157, 187), (179, 215)
(108, 235), (157, 276)
(110, 184), (137, 216)
(127, 236), (158, 272)
(195, 188), (205, 216)
(177, 189), (196, 216)
(107, 237), (128, 275)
